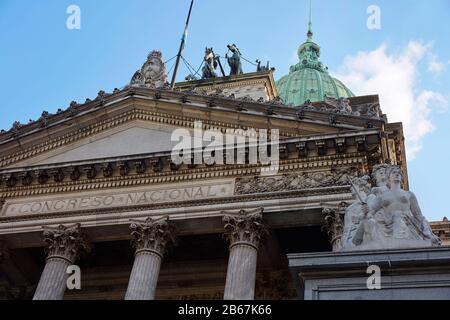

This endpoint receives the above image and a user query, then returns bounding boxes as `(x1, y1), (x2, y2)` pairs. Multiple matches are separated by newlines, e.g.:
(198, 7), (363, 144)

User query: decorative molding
(187, 78), (270, 93)
(0, 154), (366, 198)
(223, 208), (268, 249)
(0, 108), (304, 168)
(129, 216), (176, 257)
(130, 50), (168, 89)
(42, 224), (87, 263)
(235, 168), (359, 195)
(0, 185), (352, 224)
(322, 202), (349, 251)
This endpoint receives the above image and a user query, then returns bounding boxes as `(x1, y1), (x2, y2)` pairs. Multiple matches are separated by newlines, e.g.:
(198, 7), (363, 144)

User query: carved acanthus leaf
(223, 208), (267, 248)
(322, 202), (348, 251)
(130, 216), (176, 256)
(43, 224), (87, 263)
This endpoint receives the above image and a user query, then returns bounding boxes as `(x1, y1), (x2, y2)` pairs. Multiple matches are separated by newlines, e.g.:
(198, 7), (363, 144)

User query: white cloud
(333, 41), (448, 160)
(427, 53), (446, 75)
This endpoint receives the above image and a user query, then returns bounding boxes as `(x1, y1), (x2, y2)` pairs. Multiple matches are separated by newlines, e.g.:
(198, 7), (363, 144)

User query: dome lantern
(276, 1), (354, 106)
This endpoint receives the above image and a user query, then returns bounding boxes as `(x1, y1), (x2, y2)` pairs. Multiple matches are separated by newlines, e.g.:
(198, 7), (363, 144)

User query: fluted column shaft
(224, 243), (258, 300)
(33, 224), (86, 300)
(33, 258), (71, 300)
(125, 251), (162, 300)
(125, 217), (175, 300)
(223, 208), (267, 300)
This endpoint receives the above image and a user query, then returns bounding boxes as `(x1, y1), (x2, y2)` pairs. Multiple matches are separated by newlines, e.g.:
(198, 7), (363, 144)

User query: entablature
(0, 131), (381, 193)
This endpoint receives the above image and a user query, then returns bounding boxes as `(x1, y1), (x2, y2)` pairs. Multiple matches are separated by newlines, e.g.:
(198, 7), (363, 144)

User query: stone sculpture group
(341, 164), (441, 251)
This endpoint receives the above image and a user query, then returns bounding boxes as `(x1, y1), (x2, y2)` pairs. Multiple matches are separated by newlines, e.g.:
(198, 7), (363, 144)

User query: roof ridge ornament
(130, 50), (168, 89)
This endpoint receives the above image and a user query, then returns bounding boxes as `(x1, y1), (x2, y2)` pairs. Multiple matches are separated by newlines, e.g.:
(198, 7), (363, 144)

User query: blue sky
(0, 0), (449, 220)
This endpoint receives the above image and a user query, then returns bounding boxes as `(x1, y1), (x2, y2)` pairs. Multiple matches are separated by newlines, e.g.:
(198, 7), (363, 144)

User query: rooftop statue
(226, 44), (243, 76)
(256, 60), (274, 72)
(202, 47), (219, 79)
(342, 164), (441, 251)
(130, 50), (168, 88)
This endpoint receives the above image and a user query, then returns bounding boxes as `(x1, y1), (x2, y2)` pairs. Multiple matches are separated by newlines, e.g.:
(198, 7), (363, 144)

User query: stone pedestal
(125, 217), (175, 300)
(223, 208), (267, 300)
(288, 247), (450, 300)
(33, 224), (86, 300)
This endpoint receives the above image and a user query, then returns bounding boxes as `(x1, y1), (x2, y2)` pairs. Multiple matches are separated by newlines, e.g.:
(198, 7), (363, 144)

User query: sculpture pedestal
(288, 247), (450, 300)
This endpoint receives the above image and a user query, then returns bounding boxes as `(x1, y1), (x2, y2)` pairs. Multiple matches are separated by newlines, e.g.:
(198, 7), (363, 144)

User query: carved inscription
(2, 182), (233, 216)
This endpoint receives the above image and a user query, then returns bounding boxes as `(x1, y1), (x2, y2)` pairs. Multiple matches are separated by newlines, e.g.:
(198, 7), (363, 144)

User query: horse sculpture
(226, 44), (243, 76)
(202, 47), (218, 79)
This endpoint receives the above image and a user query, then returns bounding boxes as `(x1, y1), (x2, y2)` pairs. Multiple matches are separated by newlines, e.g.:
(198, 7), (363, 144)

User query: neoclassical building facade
(0, 27), (448, 300)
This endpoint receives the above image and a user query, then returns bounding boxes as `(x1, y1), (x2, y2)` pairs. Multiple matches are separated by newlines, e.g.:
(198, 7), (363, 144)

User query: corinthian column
(125, 217), (176, 300)
(223, 208), (267, 300)
(33, 224), (86, 300)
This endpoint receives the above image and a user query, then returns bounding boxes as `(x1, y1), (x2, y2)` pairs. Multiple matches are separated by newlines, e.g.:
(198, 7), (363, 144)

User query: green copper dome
(276, 22), (354, 105)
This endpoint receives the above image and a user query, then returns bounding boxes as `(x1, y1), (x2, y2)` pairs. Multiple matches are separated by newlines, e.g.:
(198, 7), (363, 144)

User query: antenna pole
(170, 0), (195, 89)
(307, 0), (313, 40)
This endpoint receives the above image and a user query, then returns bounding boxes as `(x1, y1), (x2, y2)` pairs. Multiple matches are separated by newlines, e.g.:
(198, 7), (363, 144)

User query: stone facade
(431, 218), (450, 246)
(0, 58), (446, 300)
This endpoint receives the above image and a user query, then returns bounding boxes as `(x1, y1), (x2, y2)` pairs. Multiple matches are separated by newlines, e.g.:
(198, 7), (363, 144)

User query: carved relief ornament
(42, 224), (87, 263)
(129, 216), (176, 257)
(235, 168), (359, 195)
(223, 208), (268, 249)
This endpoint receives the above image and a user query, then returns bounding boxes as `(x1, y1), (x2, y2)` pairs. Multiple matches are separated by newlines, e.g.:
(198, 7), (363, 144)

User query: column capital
(42, 223), (87, 264)
(322, 202), (348, 251)
(223, 208), (267, 249)
(130, 216), (176, 257)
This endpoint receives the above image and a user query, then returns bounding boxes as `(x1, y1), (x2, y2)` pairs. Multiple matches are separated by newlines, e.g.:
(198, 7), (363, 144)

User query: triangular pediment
(7, 120), (200, 168)
(4, 116), (347, 169)
(0, 89), (380, 169)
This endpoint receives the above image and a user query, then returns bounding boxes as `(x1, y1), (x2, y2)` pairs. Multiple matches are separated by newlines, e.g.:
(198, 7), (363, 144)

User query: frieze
(1, 181), (234, 217)
(235, 168), (359, 195)
(0, 184), (353, 224)
(0, 155), (366, 198)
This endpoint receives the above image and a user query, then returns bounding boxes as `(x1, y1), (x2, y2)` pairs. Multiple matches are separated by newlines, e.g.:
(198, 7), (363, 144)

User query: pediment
(0, 91), (375, 169)
(4, 116), (347, 169)
(7, 120), (198, 168)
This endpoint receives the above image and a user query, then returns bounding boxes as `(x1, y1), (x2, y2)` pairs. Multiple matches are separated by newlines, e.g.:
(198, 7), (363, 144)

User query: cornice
(0, 153), (367, 198)
(0, 102), (382, 170)
(0, 86), (386, 150)
(187, 78), (271, 94)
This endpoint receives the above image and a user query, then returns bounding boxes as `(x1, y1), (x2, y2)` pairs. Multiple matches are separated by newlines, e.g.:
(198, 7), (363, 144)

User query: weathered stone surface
(235, 169), (358, 195)
(2, 181), (234, 217)
(130, 50), (168, 89)
(125, 217), (176, 300)
(223, 208), (267, 300)
(342, 165), (441, 251)
(288, 247), (450, 300)
(322, 202), (348, 251)
(33, 224), (87, 300)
